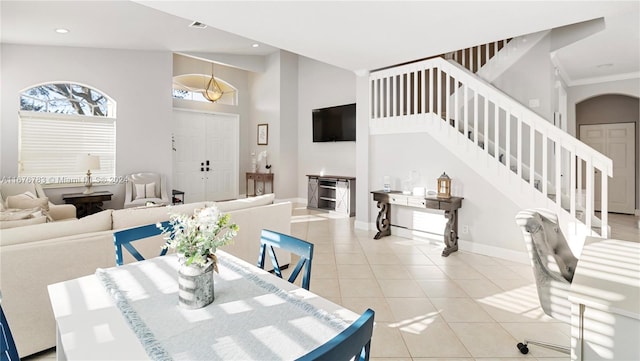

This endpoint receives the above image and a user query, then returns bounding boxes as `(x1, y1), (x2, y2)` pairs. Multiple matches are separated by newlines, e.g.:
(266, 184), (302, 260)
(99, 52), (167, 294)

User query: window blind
(19, 111), (115, 183)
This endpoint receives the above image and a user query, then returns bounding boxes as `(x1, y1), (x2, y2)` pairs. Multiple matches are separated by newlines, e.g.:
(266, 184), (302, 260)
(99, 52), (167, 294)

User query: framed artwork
(257, 123), (268, 145)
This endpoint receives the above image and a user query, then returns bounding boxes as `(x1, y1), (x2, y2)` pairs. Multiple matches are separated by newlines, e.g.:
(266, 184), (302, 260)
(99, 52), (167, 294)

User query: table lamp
(77, 154), (100, 194)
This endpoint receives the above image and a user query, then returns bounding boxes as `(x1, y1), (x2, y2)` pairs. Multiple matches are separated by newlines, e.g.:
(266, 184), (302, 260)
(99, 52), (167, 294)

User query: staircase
(368, 42), (612, 246)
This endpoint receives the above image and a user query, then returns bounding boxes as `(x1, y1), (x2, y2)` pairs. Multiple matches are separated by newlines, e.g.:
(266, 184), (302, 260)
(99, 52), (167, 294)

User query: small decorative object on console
(437, 172), (451, 199)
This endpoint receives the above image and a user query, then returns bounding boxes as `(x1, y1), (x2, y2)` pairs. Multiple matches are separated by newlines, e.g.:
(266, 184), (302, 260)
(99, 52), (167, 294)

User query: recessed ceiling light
(252, 43), (260, 48)
(596, 63), (613, 68)
(189, 21), (207, 29)
(55, 28), (69, 34)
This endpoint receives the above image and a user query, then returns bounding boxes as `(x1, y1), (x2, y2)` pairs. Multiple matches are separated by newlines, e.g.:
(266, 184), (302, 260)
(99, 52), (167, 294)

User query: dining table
(48, 251), (358, 361)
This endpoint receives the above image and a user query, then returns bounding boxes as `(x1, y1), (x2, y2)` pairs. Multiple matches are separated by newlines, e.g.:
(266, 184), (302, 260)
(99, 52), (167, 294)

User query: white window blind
(19, 111), (115, 182)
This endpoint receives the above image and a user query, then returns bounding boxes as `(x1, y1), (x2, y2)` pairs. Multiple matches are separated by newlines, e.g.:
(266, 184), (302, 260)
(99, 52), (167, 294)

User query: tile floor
(24, 206), (639, 361)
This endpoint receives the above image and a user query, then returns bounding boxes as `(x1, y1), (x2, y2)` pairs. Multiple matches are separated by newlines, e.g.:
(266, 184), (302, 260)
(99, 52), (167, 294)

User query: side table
(246, 172), (274, 197)
(172, 189), (185, 205)
(62, 191), (113, 218)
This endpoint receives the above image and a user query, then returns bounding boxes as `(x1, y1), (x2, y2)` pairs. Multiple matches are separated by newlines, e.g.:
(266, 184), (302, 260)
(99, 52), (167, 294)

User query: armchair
(514, 208), (576, 355)
(124, 172), (170, 208)
(0, 182), (76, 221)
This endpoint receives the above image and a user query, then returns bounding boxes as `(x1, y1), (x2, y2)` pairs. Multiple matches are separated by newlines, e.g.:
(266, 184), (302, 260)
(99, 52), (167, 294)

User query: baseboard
(354, 220), (371, 231)
(389, 226), (529, 264)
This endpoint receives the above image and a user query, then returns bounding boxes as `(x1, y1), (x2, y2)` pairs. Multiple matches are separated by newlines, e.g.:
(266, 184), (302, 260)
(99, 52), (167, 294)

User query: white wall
(493, 33), (555, 122)
(0, 44), (172, 208)
(297, 56), (356, 198)
(369, 132), (525, 254)
(278, 51), (299, 199)
(248, 52), (281, 194)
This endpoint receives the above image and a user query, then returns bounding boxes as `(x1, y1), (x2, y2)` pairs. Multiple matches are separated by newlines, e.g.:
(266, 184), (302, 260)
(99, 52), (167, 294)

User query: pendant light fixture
(202, 63), (223, 102)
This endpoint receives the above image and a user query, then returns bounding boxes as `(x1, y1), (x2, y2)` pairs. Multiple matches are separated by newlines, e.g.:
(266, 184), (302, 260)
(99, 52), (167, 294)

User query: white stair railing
(369, 56), (612, 242)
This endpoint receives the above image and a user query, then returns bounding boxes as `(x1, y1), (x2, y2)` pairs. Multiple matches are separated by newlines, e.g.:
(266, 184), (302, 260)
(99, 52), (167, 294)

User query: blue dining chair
(296, 308), (375, 361)
(1, 300), (19, 361)
(114, 221), (174, 266)
(257, 229), (314, 290)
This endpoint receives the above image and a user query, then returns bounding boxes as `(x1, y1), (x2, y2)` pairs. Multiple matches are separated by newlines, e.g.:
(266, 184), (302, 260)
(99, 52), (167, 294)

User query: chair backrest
(0, 302), (19, 361)
(258, 229), (314, 290)
(515, 209), (576, 322)
(296, 308), (375, 361)
(125, 172), (167, 201)
(114, 221), (173, 266)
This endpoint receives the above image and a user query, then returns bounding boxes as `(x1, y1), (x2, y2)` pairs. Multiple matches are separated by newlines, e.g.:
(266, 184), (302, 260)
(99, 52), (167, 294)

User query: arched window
(172, 74), (238, 105)
(18, 83), (116, 183)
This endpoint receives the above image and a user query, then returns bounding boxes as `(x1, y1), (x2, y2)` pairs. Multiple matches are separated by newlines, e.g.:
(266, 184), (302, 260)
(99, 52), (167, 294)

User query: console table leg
(442, 209), (459, 257)
(374, 200), (391, 239)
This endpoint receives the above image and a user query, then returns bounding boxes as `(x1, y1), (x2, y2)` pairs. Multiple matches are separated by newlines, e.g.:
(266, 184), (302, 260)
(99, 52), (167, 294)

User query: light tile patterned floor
(24, 206), (639, 361)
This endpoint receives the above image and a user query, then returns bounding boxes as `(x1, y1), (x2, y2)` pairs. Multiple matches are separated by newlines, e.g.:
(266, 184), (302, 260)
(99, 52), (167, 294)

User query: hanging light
(202, 63), (223, 102)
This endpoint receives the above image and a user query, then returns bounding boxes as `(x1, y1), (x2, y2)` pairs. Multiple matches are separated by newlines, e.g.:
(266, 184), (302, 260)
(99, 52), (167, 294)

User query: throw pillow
(134, 183), (147, 200)
(146, 182), (156, 198)
(6, 193), (49, 211)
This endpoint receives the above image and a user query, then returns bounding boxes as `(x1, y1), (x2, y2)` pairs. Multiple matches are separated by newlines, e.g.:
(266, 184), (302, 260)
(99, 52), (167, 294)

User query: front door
(173, 109), (239, 202)
(580, 123), (635, 214)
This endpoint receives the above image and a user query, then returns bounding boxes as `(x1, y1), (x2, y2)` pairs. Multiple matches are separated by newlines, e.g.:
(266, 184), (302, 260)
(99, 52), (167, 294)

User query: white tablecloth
(95, 253), (347, 361)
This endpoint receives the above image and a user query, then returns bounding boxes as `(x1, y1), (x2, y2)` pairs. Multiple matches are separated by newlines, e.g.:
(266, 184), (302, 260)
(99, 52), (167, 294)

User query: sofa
(0, 194), (291, 357)
(0, 182), (77, 229)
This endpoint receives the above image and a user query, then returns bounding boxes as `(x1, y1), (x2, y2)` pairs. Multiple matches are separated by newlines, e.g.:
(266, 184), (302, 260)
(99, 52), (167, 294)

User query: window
(18, 83), (116, 183)
(172, 74), (238, 105)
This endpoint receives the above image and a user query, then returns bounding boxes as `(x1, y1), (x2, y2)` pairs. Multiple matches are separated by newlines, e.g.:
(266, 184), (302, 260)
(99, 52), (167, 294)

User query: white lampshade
(77, 154), (100, 171)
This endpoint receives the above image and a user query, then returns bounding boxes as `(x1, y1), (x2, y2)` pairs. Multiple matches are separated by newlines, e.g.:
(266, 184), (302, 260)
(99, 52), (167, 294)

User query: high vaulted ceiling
(2, 1), (638, 86)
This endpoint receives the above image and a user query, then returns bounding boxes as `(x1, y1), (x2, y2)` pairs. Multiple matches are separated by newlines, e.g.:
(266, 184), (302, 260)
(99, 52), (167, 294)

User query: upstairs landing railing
(369, 57), (612, 240)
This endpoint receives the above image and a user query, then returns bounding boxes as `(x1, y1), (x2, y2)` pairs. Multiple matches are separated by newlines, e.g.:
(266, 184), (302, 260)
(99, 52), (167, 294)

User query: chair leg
(517, 339), (570, 355)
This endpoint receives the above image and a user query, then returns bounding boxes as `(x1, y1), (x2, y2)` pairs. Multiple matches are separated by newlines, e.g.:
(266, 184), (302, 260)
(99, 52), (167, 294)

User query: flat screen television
(312, 103), (356, 142)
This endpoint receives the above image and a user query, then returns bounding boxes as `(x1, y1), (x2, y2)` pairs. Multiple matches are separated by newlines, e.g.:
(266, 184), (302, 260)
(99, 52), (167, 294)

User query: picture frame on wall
(257, 123), (268, 145)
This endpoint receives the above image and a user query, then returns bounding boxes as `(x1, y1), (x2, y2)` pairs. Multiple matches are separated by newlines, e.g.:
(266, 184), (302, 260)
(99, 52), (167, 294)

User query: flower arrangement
(158, 206), (239, 271)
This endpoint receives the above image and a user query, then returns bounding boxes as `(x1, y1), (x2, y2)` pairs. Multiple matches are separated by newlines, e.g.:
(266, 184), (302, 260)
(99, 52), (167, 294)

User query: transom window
(172, 74), (238, 106)
(18, 83), (116, 183)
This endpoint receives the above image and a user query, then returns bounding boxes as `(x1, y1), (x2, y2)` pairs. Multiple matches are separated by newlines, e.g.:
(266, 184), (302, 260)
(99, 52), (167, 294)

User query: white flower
(158, 206), (238, 268)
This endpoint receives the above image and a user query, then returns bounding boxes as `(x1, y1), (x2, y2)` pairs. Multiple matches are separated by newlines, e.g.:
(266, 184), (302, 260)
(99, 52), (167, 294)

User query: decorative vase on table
(158, 206), (238, 310)
(178, 259), (215, 309)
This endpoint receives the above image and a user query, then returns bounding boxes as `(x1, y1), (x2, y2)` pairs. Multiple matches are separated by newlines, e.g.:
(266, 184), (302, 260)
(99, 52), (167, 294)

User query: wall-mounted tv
(312, 103), (356, 142)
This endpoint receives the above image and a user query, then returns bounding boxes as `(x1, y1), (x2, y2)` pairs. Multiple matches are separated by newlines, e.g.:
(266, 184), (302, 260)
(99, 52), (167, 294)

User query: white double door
(173, 109), (238, 202)
(580, 123), (636, 214)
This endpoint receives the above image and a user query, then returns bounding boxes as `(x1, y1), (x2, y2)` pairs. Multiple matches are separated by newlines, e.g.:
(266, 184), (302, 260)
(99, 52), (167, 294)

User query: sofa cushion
(0, 215), (47, 229)
(0, 209), (113, 247)
(112, 202), (209, 230)
(215, 193), (275, 212)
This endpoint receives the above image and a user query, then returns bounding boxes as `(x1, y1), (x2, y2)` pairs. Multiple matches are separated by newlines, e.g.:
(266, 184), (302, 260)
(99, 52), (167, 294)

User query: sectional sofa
(0, 194), (291, 357)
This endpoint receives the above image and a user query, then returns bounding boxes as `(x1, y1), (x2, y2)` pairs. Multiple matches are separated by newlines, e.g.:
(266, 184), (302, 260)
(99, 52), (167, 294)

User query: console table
(246, 172), (273, 197)
(371, 190), (463, 256)
(62, 191), (113, 218)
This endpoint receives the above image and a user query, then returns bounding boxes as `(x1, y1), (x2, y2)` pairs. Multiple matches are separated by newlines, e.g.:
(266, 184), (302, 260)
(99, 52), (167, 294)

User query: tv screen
(312, 103), (356, 142)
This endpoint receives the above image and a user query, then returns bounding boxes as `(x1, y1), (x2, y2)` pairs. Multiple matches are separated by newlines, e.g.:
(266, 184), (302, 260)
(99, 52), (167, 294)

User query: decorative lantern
(437, 172), (451, 199)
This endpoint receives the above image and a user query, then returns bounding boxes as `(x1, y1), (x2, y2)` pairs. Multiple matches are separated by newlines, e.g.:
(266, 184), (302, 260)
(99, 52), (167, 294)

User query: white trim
(635, 209), (640, 216)
(354, 220), (370, 231)
(568, 72), (640, 87)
